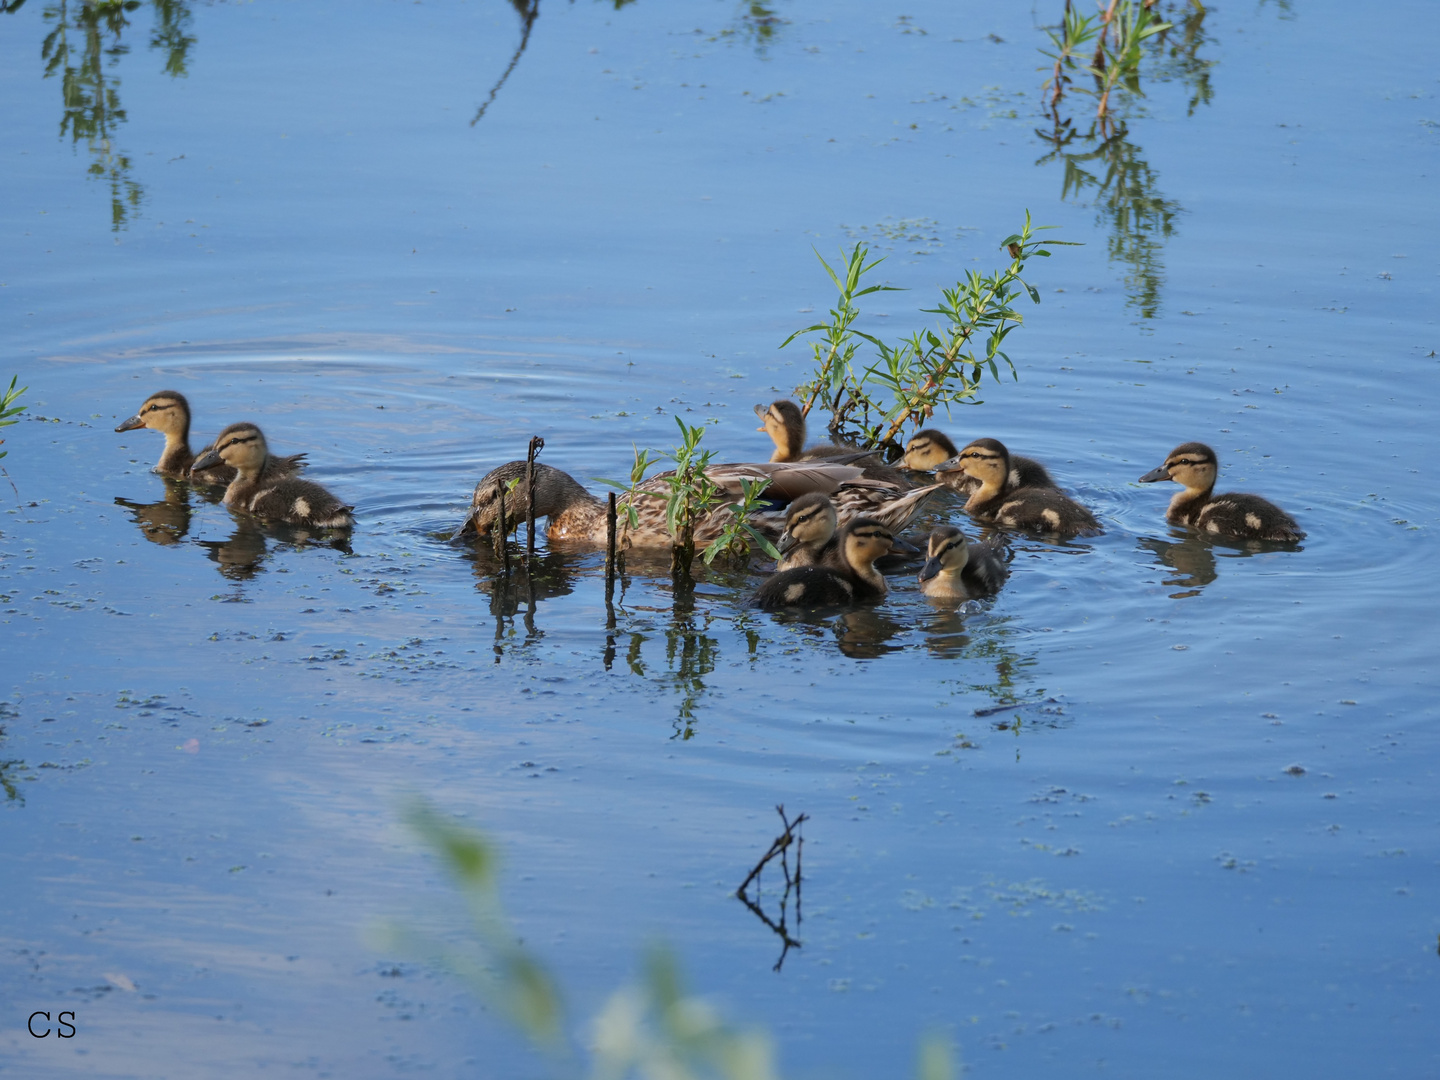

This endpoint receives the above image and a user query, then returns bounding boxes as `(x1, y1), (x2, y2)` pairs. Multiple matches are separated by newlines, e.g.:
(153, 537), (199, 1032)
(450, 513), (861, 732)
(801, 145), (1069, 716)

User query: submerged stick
(736, 805), (808, 898)
(495, 483), (511, 576)
(525, 435), (544, 566)
(605, 492), (617, 598)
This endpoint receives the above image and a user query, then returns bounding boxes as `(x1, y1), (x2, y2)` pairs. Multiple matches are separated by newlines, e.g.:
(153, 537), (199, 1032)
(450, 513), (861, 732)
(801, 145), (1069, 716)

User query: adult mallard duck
(917, 525), (1007, 600)
(1139, 442), (1304, 542)
(455, 460), (943, 550)
(754, 399), (909, 485)
(193, 422), (354, 529)
(901, 428), (1053, 493)
(756, 516), (894, 609)
(938, 438), (1101, 537)
(115, 390), (305, 483)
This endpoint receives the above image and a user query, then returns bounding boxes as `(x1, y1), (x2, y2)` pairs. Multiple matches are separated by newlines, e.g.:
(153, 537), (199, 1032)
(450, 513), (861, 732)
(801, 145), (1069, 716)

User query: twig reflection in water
(469, 0), (538, 126)
(736, 805), (807, 972)
(1, 702), (27, 806)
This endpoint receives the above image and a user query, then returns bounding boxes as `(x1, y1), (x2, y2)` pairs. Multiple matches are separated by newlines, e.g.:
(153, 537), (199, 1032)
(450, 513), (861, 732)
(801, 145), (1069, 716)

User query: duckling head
(193, 422), (268, 475)
(918, 525), (970, 582)
(1140, 442), (1217, 494)
(465, 460), (592, 535)
(115, 390), (192, 439)
(840, 515), (894, 571)
(901, 429), (959, 471)
(939, 437), (1009, 491)
(778, 491), (837, 554)
(753, 399), (805, 462)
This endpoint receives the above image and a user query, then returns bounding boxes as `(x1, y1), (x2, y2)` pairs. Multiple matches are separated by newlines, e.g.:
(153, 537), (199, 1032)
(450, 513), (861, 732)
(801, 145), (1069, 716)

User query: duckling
(940, 437), (1102, 537)
(901, 428), (1054, 492)
(756, 516), (893, 609)
(917, 525), (1007, 600)
(754, 399), (909, 485)
(1139, 442), (1304, 542)
(115, 390), (305, 482)
(775, 492), (841, 571)
(192, 422), (354, 529)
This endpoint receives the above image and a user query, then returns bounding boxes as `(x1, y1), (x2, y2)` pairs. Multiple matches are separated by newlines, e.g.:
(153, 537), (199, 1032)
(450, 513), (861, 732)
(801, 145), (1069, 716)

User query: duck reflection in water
(1139, 530), (1301, 600)
(467, 546), (578, 619)
(833, 609), (906, 659)
(114, 479), (192, 546)
(1137, 534), (1217, 598)
(196, 517), (270, 581)
(196, 516), (350, 582)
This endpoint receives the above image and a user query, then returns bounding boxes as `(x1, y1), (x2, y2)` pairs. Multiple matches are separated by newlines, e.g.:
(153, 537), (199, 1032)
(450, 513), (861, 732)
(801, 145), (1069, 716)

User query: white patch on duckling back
(293, 497), (311, 519)
(784, 583), (806, 603)
(1041, 508), (1061, 530)
(1245, 512), (1263, 531)
(1206, 521), (1221, 534)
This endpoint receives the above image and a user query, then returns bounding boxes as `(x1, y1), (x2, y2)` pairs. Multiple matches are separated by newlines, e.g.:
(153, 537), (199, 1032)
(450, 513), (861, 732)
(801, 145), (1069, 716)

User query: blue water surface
(2, 1), (1438, 1077)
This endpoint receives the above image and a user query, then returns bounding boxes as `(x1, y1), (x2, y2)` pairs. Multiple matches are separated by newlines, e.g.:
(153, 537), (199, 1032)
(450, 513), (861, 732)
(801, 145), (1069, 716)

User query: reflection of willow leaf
(1042, 121), (1180, 319)
(470, 0), (538, 127)
(149, 0), (195, 77)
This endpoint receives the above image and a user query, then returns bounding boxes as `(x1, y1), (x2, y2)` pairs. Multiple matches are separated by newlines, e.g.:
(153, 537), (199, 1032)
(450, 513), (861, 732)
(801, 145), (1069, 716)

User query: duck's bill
(115, 414), (145, 433)
(933, 455), (965, 474)
(777, 531), (799, 555)
(752, 403), (770, 420)
(191, 448), (223, 471)
(1138, 465), (1172, 483)
(918, 556), (942, 582)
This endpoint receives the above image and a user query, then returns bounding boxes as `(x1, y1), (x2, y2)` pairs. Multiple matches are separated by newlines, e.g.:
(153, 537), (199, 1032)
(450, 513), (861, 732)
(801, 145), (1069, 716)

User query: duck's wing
(644, 461), (865, 500)
(836, 482), (945, 534)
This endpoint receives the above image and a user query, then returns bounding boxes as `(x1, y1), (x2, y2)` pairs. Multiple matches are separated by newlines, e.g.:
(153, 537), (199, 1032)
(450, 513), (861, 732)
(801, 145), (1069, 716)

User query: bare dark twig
(525, 435), (543, 566)
(495, 483), (511, 576)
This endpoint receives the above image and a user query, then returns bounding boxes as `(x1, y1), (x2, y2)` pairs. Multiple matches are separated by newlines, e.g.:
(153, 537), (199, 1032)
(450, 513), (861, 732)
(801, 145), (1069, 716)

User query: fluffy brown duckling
(901, 428), (1054, 493)
(756, 516), (893, 609)
(1139, 442), (1304, 542)
(193, 422), (354, 529)
(754, 399), (908, 484)
(115, 390), (305, 483)
(939, 437), (1102, 537)
(917, 525), (1007, 600)
(775, 492), (842, 571)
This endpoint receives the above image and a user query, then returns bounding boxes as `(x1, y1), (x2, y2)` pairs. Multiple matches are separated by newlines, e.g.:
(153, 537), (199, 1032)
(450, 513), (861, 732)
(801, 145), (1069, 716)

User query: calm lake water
(3, 0), (1438, 1076)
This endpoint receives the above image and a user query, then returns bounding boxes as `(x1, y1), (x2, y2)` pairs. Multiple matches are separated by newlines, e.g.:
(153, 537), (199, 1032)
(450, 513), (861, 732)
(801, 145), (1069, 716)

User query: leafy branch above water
(785, 213), (1076, 456)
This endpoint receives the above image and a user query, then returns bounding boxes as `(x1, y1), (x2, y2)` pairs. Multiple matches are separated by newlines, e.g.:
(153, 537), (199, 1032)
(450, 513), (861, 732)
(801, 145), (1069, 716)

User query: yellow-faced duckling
(775, 492), (842, 571)
(754, 399), (908, 484)
(917, 525), (1007, 600)
(901, 428), (1054, 493)
(193, 422), (354, 529)
(1139, 442), (1304, 542)
(115, 390), (305, 483)
(939, 437), (1102, 537)
(757, 516), (893, 609)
